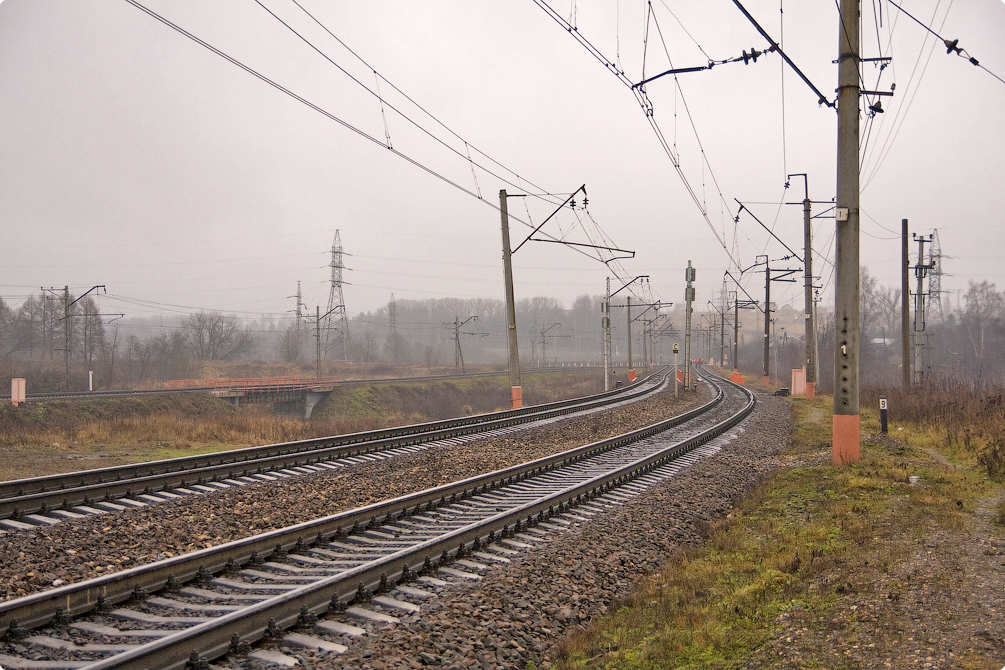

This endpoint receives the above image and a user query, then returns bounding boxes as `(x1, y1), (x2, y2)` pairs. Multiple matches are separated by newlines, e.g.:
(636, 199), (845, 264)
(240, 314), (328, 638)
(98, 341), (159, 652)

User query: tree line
(1, 272), (1002, 392)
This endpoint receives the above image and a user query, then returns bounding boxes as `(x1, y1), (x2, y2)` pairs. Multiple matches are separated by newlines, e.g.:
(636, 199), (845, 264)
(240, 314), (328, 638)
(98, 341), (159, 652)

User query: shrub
(977, 439), (1005, 482)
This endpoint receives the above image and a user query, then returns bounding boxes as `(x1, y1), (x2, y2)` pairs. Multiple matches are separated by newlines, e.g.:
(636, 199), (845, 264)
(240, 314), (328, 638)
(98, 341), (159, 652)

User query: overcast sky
(1, 0), (1002, 327)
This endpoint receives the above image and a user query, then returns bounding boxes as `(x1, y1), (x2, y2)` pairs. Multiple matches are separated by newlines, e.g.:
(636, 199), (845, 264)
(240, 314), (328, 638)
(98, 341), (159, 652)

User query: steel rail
(77, 372), (755, 670)
(0, 370), (667, 520)
(0, 368), (720, 640)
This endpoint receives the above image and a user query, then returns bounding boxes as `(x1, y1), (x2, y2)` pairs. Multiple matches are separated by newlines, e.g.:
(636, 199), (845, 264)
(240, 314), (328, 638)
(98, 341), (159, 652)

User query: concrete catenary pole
(603, 277), (611, 391)
(454, 317), (462, 373)
(802, 193), (817, 398)
(719, 295), (726, 368)
(63, 285), (70, 389)
(499, 190), (522, 408)
(733, 295), (740, 375)
(763, 260), (771, 388)
(315, 306), (321, 380)
(684, 262), (695, 389)
(901, 219), (910, 387)
(627, 297), (632, 372)
(833, 0), (861, 464)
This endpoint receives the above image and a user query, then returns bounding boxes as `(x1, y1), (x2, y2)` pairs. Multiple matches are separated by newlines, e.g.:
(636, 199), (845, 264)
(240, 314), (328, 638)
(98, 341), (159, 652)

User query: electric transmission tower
(293, 281), (304, 337)
(323, 231), (351, 362)
(385, 293), (400, 362)
(928, 229), (950, 325)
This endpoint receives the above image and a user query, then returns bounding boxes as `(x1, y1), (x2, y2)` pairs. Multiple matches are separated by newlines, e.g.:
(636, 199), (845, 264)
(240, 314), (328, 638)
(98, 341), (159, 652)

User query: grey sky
(1, 0), (1002, 327)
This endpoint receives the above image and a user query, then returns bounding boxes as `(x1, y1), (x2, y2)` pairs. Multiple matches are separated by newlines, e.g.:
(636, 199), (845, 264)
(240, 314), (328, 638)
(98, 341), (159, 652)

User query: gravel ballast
(238, 394), (794, 670)
(0, 382), (710, 600)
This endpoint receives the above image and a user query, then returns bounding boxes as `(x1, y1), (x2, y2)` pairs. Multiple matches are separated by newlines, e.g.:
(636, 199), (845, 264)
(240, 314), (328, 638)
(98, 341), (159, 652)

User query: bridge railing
(166, 376), (341, 394)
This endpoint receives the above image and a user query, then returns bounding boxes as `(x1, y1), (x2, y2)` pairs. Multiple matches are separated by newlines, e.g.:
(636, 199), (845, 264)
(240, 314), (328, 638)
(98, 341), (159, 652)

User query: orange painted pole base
(762, 376), (770, 388)
(805, 382), (816, 400)
(833, 413), (860, 465)
(511, 386), (523, 409)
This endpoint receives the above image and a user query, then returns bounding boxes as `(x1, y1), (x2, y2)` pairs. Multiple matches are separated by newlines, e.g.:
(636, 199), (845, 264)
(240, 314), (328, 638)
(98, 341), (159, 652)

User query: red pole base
(833, 413), (860, 465)
(511, 386), (523, 409)
(805, 382), (816, 400)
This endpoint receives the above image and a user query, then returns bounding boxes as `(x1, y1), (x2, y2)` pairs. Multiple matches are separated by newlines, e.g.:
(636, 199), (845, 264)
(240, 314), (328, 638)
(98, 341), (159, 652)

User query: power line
(862, 0), (952, 191)
(887, 0), (997, 78)
(730, 0), (836, 107)
(257, 0), (568, 210)
(121, 0), (617, 270)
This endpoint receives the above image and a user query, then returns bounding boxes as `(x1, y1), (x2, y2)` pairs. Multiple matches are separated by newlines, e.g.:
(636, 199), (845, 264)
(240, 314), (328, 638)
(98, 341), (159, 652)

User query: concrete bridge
(166, 376), (338, 418)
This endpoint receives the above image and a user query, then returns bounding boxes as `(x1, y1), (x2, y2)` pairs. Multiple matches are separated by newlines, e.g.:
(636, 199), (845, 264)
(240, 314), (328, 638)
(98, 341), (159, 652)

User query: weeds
(977, 439), (1005, 482)
(864, 382), (1005, 480)
(553, 397), (996, 670)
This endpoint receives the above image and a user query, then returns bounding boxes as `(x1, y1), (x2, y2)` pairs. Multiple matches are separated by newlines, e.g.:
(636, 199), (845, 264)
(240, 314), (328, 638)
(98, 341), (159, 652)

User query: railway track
(0, 369), (665, 526)
(0, 370), (754, 670)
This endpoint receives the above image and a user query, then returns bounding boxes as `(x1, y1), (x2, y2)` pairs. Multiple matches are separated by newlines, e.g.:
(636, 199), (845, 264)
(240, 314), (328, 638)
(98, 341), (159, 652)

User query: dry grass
(0, 369), (603, 482)
(863, 382), (1005, 481)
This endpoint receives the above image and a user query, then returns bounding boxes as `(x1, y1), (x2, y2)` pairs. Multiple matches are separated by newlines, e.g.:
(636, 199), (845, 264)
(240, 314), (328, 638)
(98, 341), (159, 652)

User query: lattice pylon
(929, 229), (948, 325)
(323, 231), (351, 362)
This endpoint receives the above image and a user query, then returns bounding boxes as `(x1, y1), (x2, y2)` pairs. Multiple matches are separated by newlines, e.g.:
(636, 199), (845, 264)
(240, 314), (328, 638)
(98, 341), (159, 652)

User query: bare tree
(961, 280), (1004, 382)
(184, 311), (256, 360)
(150, 330), (194, 379)
(76, 296), (106, 367)
(276, 323), (307, 363)
(0, 295), (12, 357)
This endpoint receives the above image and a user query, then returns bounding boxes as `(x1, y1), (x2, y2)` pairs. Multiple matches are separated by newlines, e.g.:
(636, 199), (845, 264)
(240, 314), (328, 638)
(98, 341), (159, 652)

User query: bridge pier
(303, 391), (328, 419)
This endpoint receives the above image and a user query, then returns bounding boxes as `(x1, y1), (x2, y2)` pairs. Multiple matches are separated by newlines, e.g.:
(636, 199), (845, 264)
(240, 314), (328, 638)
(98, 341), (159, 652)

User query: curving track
(1, 370), (666, 525)
(0, 369), (753, 670)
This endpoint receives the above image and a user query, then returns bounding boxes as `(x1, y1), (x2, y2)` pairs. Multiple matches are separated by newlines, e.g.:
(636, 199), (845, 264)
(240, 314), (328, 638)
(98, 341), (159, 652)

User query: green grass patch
(553, 396), (997, 670)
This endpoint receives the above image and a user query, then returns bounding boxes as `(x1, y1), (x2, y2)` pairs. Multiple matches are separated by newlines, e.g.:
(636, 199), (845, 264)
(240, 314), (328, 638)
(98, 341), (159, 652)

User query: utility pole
(63, 285), (70, 389)
(720, 292), (726, 366)
(608, 277), (650, 384)
(499, 185), (596, 406)
(734, 294), (740, 374)
(46, 284), (106, 390)
(626, 297), (632, 374)
(295, 281), (303, 336)
(684, 261), (695, 389)
(315, 306), (321, 380)
(763, 259), (771, 388)
(455, 317), (463, 373)
(450, 316), (480, 374)
(499, 190), (522, 408)
(603, 277), (611, 391)
(901, 219), (910, 387)
(760, 259), (799, 388)
(540, 323), (563, 368)
(788, 173), (818, 398)
(913, 233), (933, 385)
(725, 270), (763, 383)
(642, 317), (648, 370)
(834, 0), (861, 464)
(707, 298), (730, 369)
